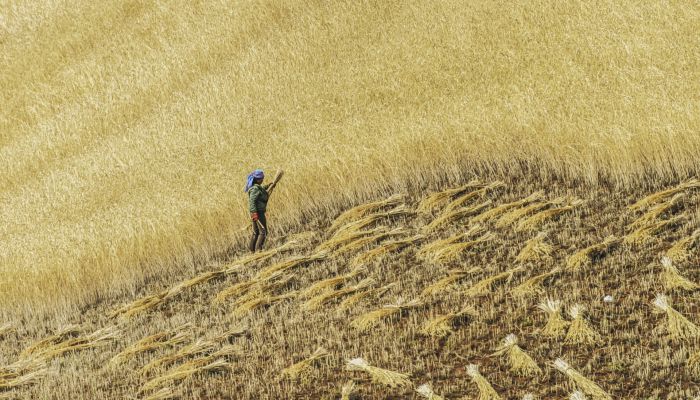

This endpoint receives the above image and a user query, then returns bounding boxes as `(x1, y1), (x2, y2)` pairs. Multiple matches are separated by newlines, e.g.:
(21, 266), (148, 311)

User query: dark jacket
(248, 183), (270, 213)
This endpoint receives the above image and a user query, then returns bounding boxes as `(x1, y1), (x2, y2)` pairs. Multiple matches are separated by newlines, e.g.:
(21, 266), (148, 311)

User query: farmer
(245, 169), (283, 252)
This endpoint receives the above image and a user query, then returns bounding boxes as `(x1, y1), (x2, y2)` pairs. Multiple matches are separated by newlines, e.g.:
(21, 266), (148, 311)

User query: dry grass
(652, 294), (700, 341)
(660, 256), (698, 291)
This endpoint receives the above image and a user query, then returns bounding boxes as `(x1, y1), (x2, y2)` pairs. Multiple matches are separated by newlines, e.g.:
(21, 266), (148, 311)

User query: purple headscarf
(244, 169), (264, 192)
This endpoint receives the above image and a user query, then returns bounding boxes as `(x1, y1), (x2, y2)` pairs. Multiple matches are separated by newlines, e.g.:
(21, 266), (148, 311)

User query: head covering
(244, 169), (264, 192)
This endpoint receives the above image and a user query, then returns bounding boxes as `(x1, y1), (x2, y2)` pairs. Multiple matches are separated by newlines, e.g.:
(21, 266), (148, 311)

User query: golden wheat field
(2, 0), (700, 399)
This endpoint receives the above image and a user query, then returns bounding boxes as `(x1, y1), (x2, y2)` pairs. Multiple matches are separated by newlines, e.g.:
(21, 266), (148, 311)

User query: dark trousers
(249, 213), (267, 252)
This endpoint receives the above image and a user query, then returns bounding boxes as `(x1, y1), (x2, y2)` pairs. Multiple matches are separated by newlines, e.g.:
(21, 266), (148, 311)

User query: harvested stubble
(565, 236), (621, 271)
(255, 251), (329, 280)
(564, 305), (601, 345)
(333, 227), (408, 256)
(345, 358), (411, 388)
(466, 364), (501, 400)
(351, 234), (425, 266)
(340, 380), (356, 400)
(511, 269), (560, 297)
(417, 225), (484, 257)
(140, 339), (217, 375)
(628, 178), (700, 211)
(142, 387), (182, 400)
(538, 299), (569, 338)
(688, 349), (700, 369)
(623, 215), (685, 245)
(231, 290), (297, 318)
(337, 282), (395, 311)
(553, 358), (612, 400)
(426, 233), (494, 264)
(281, 347), (330, 380)
(329, 194), (405, 233)
(516, 198), (584, 231)
(660, 256), (698, 291)
(423, 199), (491, 233)
(665, 229), (700, 262)
(332, 205), (414, 238)
(491, 334), (541, 376)
(417, 180), (483, 214)
(421, 268), (480, 297)
(515, 233), (554, 263)
(350, 298), (423, 332)
(111, 325), (192, 364)
(304, 278), (374, 310)
(302, 268), (364, 298)
(444, 181), (504, 213)
(415, 383), (445, 400)
(463, 267), (522, 298)
(142, 358), (230, 393)
(652, 294), (700, 341)
(316, 226), (388, 252)
(472, 191), (544, 223)
(420, 306), (477, 338)
(630, 193), (684, 229)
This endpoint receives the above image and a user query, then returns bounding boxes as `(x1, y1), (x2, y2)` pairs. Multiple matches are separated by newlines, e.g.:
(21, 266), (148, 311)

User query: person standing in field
(245, 168), (283, 252)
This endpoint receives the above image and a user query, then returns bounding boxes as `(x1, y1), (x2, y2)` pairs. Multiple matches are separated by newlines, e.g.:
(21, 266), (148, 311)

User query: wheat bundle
(334, 228), (407, 256)
(351, 234), (425, 266)
(142, 387), (182, 400)
(304, 278), (375, 310)
(553, 358), (612, 400)
(463, 267), (522, 298)
(422, 268), (479, 297)
(515, 233), (554, 263)
(512, 269), (560, 297)
(255, 250), (329, 280)
(317, 226), (389, 252)
(423, 200), (492, 233)
(112, 326), (192, 364)
(496, 201), (550, 228)
(213, 325), (248, 343)
(537, 299), (569, 338)
(661, 256), (698, 291)
(517, 199), (583, 231)
(140, 339), (217, 375)
(628, 178), (699, 211)
(302, 268), (364, 298)
(630, 193), (684, 229)
(564, 305), (601, 344)
(624, 215), (684, 245)
(330, 194), (406, 232)
(281, 347), (330, 380)
(417, 180), (483, 214)
(337, 282), (395, 311)
(473, 191), (544, 223)
(20, 325), (80, 358)
(417, 225), (485, 258)
(492, 334), (541, 376)
(653, 294), (700, 341)
(232, 291), (297, 318)
(428, 233), (494, 264)
(569, 391), (589, 400)
(466, 364), (501, 400)
(666, 229), (700, 262)
(444, 181), (504, 213)
(214, 280), (258, 304)
(34, 325), (121, 360)
(332, 205), (414, 238)
(566, 236), (621, 271)
(109, 291), (169, 319)
(142, 358), (230, 392)
(0, 367), (47, 391)
(415, 383), (445, 400)
(0, 323), (14, 337)
(346, 358), (411, 388)
(350, 298), (422, 331)
(420, 306), (477, 338)
(341, 380), (356, 400)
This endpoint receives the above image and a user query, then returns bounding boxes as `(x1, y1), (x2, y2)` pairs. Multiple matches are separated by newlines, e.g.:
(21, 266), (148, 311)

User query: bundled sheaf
(665, 229), (700, 262)
(630, 192), (684, 229)
(553, 358), (612, 400)
(346, 358), (411, 388)
(511, 268), (560, 297)
(423, 199), (492, 233)
(231, 290), (297, 318)
(415, 383), (445, 400)
(332, 205), (414, 238)
(417, 225), (485, 257)
(303, 278), (374, 310)
(628, 179), (699, 211)
(516, 198), (583, 231)
(623, 215), (684, 245)
(466, 364), (501, 400)
(329, 194), (405, 233)
(564, 305), (601, 344)
(660, 256), (698, 291)
(0, 358), (47, 391)
(21, 325), (120, 361)
(420, 306), (477, 338)
(426, 233), (494, 264)
(417, 180), (483, 214)
(566, 236), (621, 271)
(112, 324), (192, 364)
(495, 201), (550, 228)
(443, 181), (504, 213)
(463, 267), (522, 297)
(141, 357), (231, 392)
(333, 227), (408, 256)
(472, 191), (544, 223)
(422, 268), (479, 297)
(281, 347), (329, 380)
(492, 334), (541, 376)
(350, 298), (422, 331)
(140, 339), (217, 375)
(652, 294), (700, 341)
(515, 233), (554, 263)
(537, 299), (569, 338)
(316, 225), (388, 252)
(337, 282), (395, 311)
(255, 250), (329, 280)
(301, 268), (364, 298)
(351, 234), (425, 266)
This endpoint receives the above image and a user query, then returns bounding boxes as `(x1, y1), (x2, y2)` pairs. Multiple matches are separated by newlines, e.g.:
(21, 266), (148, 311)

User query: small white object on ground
(603, 295), (614, 303)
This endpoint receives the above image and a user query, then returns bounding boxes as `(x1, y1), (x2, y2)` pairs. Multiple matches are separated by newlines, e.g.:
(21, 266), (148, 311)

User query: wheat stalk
(329, 193), (405, 232)
(350, 298), (422, 331)
(232, 291), (297, 318)
(112, 325), (192, 364)
(661, 256), (698, 291)
(0, 323), (14, 338)
(317, 226), (389, 252)
(423, 199), (491, 233)
(302, 268), (364, 298)
(281, 347), (330, 380)
(665, 229), (700, 262)
(0, 367), (48, 391)
(623, 215), (684, 245)
(346, 358), (411, 388)
(142, 358), (230, 392)
(415, 383), (445, 400)
(340, 380), (357, 400)
(255, 251), (329, 280)
(515, 232), (554, 263)
(417, 180), (483, 214)
(420, 306), (477, 338)
(351, 234), (425, 266)
(511, 268), (560, 298)
(142, 387), (182, 400)
(427, 233), (494, 264)
(564, 305), (601, 344)
(553, 358), (612, 400)
(630, 192), (684, 229)
(472, 191), (544, 223)
(417, 225), (485, 258)
(332, 205), (414, 238)
(565, 236), (621, 271)
(537, 299), (569, 338)
(517, 199), (583, 231)
(304, 278), (375, 310)
(495, 201), (550, 227)
(444, 181), (504, 213)
(628, 178), (700, 211)
(334, 227), (408, 256)
(463, 267), (522, 298)
(140, 339), (217, 375)
(466, 364), (501, 400)
(521, 394), (536, 400)
(422, 268), (479, 297)
(652, 294), (700, 341)
(492, 334), (541, 376)
(337, 282), (395, 311)
(20, 325), (81, 358)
